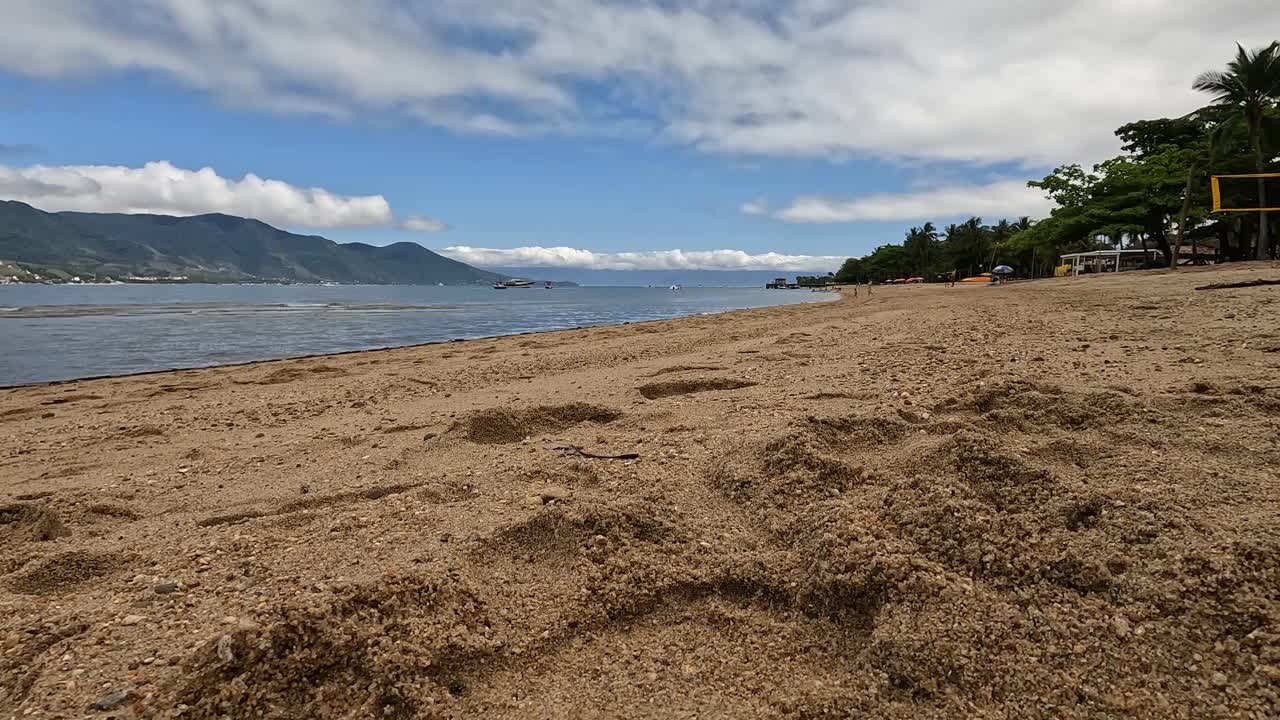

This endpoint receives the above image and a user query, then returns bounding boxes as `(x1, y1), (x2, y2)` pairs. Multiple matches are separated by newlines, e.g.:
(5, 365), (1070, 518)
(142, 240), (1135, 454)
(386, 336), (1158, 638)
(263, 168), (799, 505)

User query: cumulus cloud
(401, 215), (448, 233)
(0, 1), (1271, 166)
(740, 199), (767, 216)
(771, 180), (1056, 224)
(438, 246), (844, 272)
(0, 160), (443, 230)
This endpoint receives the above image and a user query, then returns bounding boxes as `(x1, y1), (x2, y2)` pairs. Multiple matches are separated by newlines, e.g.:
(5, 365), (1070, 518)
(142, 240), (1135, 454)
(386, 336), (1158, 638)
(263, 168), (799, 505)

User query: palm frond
(1231, 43), (1252, 72)
(1192, 70), (1239, 104)
(1192, 70), (1230, 91)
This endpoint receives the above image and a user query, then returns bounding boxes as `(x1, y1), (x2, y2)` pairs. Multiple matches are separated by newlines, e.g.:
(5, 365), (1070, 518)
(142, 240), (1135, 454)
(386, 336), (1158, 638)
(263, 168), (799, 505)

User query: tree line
(835, 41), (1280, 284)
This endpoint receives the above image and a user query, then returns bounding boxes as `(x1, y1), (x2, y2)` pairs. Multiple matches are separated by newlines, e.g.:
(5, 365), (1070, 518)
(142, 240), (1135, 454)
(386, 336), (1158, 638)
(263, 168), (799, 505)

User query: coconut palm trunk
(1173, 164), (1197, 268)
(1252, 120), (1270, 259)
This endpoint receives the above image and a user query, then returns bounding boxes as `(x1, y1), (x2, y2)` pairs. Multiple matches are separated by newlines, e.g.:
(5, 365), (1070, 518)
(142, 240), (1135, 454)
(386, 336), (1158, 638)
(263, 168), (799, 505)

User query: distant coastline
(0, 200), (502, 286)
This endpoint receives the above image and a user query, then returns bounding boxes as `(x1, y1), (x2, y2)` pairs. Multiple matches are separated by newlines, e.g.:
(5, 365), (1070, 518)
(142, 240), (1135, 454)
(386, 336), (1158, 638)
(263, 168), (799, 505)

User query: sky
(0, 0), (1276, 273)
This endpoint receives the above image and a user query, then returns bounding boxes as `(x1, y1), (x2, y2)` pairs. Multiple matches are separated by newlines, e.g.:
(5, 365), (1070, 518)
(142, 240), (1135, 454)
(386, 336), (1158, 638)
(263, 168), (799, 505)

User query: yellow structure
(1210, 173), (1280, 212)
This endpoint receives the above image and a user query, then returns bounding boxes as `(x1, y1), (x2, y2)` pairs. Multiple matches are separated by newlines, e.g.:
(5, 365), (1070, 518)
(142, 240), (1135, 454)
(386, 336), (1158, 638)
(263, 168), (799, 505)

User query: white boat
(669, 284), (683, 290)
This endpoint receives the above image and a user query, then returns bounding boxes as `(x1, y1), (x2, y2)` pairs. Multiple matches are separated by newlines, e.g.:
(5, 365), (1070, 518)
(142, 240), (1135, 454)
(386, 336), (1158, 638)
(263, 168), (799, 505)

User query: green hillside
(0, 200), (500, 284)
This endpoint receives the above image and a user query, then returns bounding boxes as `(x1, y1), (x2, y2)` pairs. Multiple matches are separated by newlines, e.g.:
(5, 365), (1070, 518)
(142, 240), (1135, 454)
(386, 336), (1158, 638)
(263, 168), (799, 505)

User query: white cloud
(0, 160), (443, 231)
(740, 199), (767, 216)
(1, 1), (1273, 166)
(402, 215), (448, 233)
(771, 180), (1056, 224)
(440, 246), (844, 272)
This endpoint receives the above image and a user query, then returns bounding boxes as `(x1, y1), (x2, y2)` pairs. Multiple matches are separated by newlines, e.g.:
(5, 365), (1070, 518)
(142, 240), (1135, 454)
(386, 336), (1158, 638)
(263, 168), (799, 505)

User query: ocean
(0, 283), (833, 385)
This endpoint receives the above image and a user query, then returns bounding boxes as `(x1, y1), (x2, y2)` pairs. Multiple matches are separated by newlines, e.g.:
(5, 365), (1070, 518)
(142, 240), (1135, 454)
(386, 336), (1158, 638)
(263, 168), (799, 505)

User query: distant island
(0, 200), (504, 285)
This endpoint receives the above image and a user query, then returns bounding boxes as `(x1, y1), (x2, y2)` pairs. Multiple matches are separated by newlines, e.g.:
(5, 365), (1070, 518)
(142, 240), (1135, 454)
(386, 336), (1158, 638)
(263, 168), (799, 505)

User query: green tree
(1194, 42), (1280, 259)
(902, 221), (940, 277)
(860, 244), (911, 281)
(992, 217), (1041, 274)
(796, 273), (835, 287)
(835, 257), (865, 283)
(1116, 117), (1210, 158)
(943, 217), (993, 277)
(1029, 164), (1098, 209)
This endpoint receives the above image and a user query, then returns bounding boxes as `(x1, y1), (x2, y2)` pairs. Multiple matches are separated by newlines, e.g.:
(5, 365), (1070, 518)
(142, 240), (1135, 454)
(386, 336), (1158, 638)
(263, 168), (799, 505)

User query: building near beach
(1058, 249), (1161, 275)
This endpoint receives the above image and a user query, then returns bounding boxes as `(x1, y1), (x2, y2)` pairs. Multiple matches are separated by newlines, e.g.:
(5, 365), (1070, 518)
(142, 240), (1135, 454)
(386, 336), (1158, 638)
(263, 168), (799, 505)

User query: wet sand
(2, 264), (1278, 718)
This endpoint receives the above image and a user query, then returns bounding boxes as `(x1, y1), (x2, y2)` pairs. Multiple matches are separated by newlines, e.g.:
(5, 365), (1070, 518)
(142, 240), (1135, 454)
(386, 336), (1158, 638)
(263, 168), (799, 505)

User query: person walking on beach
(947, 270), (956, 288)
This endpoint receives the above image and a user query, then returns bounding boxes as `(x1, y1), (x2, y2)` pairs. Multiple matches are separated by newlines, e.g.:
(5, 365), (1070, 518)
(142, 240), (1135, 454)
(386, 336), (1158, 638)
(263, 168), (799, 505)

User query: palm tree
(1010, 217), (1037, 275)
(1193, 42), (1280, 260)
(990, 219), (1013, 268)
(941, 223), (962, 276)
(903, 226), (923, 275)
(920, 221), (938, 274)
(903, 223), (939, 278)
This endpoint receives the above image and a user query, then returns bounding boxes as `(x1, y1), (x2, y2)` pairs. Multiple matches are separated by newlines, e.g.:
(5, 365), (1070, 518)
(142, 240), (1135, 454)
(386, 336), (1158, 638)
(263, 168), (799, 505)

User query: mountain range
(0, 200), (501, 285)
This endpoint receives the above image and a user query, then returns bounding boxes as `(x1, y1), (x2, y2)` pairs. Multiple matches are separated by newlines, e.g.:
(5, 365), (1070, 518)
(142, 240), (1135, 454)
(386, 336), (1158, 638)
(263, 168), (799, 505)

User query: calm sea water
(0, 284), (832, 385)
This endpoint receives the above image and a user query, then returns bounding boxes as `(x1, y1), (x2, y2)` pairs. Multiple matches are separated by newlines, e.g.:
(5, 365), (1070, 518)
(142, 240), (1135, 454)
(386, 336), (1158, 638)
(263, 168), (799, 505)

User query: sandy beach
(2, 265), (1279, 719)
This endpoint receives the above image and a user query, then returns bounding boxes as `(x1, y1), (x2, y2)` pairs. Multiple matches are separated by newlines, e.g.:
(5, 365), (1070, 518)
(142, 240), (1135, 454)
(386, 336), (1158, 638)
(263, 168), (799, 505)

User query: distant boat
(506, 279), (534, 288)
(493, 282), (508, 289)
(670, 284), (682, 290)
(544, 281), (553, 289)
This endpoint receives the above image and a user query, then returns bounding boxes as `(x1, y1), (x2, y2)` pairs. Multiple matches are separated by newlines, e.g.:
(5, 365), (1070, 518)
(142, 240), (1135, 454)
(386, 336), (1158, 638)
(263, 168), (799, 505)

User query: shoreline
(2, 265), (1277, 717)
(0, 292), (838, 390)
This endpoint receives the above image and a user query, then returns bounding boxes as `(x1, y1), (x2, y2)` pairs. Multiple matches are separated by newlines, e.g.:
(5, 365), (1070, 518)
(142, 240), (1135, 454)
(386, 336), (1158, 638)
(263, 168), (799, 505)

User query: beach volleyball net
(1210, 173), (1280, 212)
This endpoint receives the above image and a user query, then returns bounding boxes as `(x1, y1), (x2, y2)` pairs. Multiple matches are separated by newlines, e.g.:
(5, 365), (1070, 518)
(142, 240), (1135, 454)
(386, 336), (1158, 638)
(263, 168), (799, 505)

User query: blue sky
(0, 1), (1271, 272)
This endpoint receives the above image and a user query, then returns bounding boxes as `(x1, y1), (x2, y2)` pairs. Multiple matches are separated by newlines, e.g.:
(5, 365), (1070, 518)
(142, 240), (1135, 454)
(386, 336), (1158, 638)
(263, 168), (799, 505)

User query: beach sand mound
(958, 379), (1143, 430)
(4, 550), (131, 595)
(691, 388), (1280, 717)
(171, 574), (502, 719)
(0, 616), (89, 708)
(636, 378), (758, 399)
(0, 503), (70, 545)
(459, 402), (622, 444)
(710, 415), (909, 515)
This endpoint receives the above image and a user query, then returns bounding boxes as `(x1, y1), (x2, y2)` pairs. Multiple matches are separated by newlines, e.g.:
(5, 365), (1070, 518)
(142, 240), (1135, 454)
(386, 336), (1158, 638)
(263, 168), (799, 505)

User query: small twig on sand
(1195, 278), (1280, 290)
(552, 445), (640, 460)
